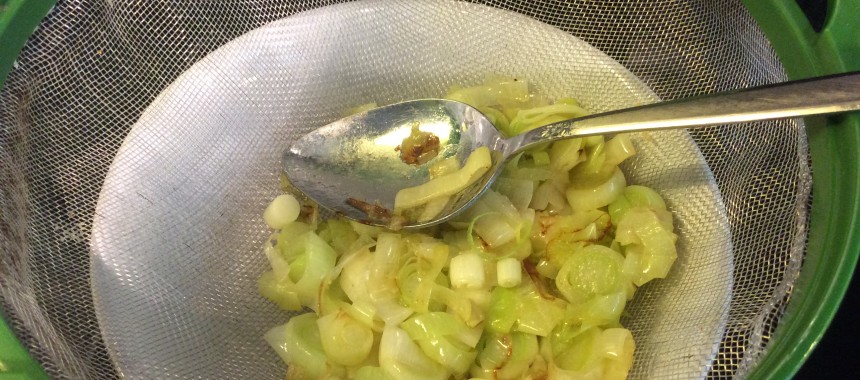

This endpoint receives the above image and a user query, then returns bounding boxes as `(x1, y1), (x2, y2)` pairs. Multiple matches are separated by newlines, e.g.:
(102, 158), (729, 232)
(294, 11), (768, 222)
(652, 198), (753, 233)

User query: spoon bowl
(282, 100), (507, 228)
(283, 72), (860, 229)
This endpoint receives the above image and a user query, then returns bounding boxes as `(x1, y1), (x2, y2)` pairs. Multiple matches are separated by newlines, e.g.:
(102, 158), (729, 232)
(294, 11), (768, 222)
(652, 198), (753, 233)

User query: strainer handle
(519, 71), (860, 145)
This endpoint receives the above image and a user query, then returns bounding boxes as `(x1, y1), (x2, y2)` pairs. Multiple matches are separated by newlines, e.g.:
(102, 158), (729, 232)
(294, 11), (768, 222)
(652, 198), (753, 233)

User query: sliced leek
(258, 76), (679, 380)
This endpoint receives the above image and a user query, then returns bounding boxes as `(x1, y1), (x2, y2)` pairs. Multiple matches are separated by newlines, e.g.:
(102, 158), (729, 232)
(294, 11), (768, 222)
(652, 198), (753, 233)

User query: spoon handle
(516, 72), (860, 149)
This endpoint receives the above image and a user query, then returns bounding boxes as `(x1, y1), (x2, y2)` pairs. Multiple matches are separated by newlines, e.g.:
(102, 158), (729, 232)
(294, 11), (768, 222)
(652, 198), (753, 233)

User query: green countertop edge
(0, 0), (55, 87)
(1, 1), (56, 379)
(0, 317), (48, 380)
(741, 0), (860, 379)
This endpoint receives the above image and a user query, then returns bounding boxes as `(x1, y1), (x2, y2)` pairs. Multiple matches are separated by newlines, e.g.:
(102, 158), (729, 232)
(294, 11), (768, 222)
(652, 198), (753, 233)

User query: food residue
(346, 197), (392, 220)
(396, 122), (441, 165)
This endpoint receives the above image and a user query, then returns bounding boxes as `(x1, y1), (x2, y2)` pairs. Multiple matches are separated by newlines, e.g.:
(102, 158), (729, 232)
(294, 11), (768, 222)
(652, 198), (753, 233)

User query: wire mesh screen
(0, 0), (808, 379)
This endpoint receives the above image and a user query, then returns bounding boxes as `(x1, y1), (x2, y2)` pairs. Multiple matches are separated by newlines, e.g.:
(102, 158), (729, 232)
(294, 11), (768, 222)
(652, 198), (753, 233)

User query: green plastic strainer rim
(742, 0), (860, 378)
(0, 0), (857, 379)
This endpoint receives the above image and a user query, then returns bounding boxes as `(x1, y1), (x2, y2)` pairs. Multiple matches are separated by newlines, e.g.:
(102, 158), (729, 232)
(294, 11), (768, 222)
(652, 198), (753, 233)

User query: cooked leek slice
(259, 78), (680, 380)
(394, 146), (492, 211)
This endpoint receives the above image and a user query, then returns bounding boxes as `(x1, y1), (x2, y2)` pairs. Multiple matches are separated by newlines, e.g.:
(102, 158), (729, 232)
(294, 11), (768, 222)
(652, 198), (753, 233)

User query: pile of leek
(258, 76), (678, 380)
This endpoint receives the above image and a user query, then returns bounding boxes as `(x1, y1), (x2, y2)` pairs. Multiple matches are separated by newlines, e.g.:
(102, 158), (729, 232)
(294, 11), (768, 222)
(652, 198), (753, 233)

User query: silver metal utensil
(283, 72), (860, 229)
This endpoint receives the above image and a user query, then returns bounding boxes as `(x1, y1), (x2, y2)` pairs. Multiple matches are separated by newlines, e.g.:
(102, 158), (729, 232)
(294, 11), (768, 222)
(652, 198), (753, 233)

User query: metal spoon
(283, 72), (860, 229)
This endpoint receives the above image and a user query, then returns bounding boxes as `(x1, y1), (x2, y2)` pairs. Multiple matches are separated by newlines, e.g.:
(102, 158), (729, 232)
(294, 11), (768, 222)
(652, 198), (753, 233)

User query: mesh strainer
(1, 1), (858, 379)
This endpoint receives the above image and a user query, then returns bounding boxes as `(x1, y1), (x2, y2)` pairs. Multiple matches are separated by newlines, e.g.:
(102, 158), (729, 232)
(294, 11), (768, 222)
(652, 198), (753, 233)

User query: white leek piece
(263, 194), (301, 230)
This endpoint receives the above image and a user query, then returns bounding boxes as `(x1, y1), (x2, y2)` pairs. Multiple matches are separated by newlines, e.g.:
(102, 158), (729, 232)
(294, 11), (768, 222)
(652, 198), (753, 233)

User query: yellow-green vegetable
(616, 207), (678, 286)
(263, 194), (301, 229)
(394, 146), (492, 210)
(258, 77), (679, 380)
